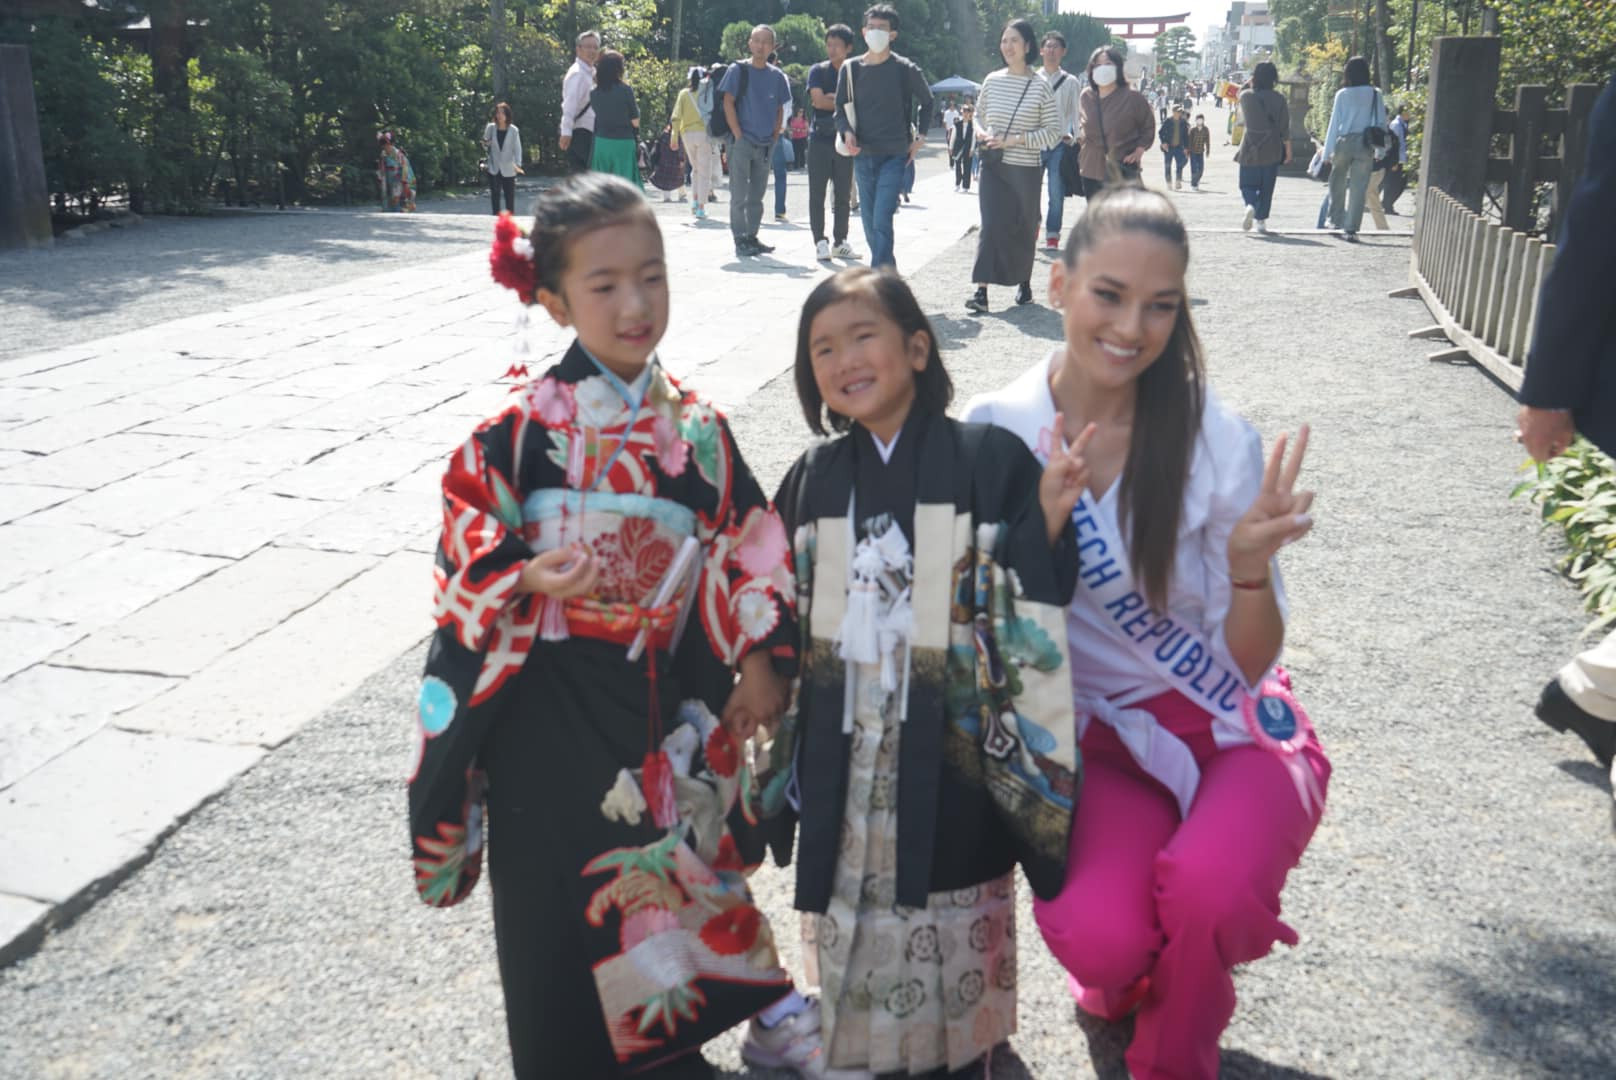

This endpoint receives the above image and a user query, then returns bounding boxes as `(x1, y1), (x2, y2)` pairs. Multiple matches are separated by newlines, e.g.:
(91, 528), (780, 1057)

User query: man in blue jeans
(835, 4), (932, 270)
(1037, 31), (1083, 250)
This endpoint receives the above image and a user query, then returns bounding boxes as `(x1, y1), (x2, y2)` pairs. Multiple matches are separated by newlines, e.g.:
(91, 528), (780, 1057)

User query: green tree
(1154, 26), (1197, 72)
(1041, 12), (1114, 72)
(774, 13), (829, 67)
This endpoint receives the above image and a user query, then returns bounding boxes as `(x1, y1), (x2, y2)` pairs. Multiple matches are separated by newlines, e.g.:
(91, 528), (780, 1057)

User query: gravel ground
(3, 152), (1614, 1079)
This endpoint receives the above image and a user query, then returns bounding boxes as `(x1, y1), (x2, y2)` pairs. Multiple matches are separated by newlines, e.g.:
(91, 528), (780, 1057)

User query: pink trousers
(1032, 690), (1331, 1080)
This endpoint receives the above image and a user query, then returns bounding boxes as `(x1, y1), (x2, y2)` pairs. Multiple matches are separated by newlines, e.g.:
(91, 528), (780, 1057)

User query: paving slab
(0, 619), (85, 681)
(55, 546), (371, 677)
(0, 895), (49, 967)
(0, 483), (84, 524)
(0, 664), (179, 789)
(0, 544), (229, 629)
(115, 550), (431, 747)
(21, 470), (243, 537)
(0, 431), (210, 490)
(0, 727), (263, 905)
(0, 402), (172, 455)
(0, 521), (120, 594)
(140, 488), (337, 559)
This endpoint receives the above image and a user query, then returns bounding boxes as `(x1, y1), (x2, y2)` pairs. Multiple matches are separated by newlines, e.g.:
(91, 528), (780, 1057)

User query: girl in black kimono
(408, 174), (813, 1078)
(761, 267), (1090, 1075)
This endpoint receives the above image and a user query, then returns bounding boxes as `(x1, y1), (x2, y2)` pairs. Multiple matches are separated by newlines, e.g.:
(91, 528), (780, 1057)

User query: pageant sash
(1066, 488), (1324, 815)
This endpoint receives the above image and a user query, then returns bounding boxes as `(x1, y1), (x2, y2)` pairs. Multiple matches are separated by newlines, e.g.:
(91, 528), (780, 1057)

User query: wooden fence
(1487, 82), (1603, 236)
(1406, 186), (1554, 390)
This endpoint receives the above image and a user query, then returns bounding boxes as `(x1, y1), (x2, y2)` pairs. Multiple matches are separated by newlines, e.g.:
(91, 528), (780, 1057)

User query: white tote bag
(835, 62), (857, 157)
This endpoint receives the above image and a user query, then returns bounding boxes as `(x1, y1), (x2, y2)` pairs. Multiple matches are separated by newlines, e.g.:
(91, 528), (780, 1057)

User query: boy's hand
(517, 544), (598, 599)
(722, 651), (788, 741)
(1039, 413), (1096, 546)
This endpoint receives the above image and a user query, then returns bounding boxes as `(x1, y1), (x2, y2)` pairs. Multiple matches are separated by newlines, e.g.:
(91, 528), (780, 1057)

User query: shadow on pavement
(1222, 1049), (1335, 1078)
(1555, 758), (1612, 792)
(1257, 234), (1330, 248)
(1443, 928), (1616, 1076)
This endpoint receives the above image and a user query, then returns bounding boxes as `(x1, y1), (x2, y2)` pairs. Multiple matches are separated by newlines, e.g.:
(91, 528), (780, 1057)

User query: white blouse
(962, 351), (1286, 735)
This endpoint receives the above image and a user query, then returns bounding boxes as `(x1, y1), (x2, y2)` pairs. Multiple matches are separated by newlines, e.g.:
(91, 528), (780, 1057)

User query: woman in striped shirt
(966, 19), (1063, 314)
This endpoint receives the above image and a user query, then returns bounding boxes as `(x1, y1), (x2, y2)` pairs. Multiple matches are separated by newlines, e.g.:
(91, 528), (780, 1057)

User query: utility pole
(672, 0), (683, 62)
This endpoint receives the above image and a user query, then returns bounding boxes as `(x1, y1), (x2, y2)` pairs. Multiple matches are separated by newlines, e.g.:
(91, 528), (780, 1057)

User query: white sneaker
(1242, 207), (1255, 232)
(741, 1000), (874, 1079)
(831, 241), (859, 259)
(815, 238), (831, 261)
(1255, 219), (1269, 234)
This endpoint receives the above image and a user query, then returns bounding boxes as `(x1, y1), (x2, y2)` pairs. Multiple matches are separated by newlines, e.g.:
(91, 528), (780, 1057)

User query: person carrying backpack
(671, 66), (713, 217)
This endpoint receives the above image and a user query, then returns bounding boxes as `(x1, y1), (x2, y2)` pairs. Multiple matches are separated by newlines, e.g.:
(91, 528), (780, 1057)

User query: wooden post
(1416, 36), (1501, 232)
(1503, 85), (1546, 232)
(1554, 83), (1603, 240)
(1509, 237), (1545, 364)
(1495, 230), (1528, 356)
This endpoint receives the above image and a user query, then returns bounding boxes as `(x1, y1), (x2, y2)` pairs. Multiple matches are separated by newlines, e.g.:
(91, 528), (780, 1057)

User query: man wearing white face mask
(1075, 46), (1154, 198)
(834, 3), (933, 270)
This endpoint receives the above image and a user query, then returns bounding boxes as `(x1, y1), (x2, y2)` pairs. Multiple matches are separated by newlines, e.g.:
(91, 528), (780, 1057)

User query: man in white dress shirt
(558, 30), (600, 174)
(1038, 31), (1083, 250)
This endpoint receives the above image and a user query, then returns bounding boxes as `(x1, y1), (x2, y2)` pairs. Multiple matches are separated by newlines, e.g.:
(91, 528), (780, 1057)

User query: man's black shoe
(1015, 282), (1034, 306)
(735, 237), (758, 257)
(751, 236), (775, 254)
(1536, 678), (1616, 768)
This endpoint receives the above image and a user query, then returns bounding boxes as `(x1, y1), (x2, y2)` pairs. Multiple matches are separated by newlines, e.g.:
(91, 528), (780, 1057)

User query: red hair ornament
(489, 211), (537, 304)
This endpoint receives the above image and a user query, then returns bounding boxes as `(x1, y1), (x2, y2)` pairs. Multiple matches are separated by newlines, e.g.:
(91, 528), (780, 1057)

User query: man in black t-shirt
(806, 24), (858, 261)
(834, 4), (933, 270)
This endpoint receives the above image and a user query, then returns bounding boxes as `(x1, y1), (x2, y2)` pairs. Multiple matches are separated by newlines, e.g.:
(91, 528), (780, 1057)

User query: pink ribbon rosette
(1241, 676), (1325, 815)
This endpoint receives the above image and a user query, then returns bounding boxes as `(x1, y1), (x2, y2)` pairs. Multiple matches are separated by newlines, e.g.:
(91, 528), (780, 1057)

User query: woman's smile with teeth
(1098, 339), (1140, 359)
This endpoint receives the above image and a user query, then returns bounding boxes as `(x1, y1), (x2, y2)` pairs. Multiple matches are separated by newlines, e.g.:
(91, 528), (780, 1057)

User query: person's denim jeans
(1163, 145), (1188, 182)
(1238, 162), (1280, 220)
(854, 153), (906, 269)
(1041, 145), (1067, 238)
(1188, 152), (1205, 188)
(772, 136), (791, 216)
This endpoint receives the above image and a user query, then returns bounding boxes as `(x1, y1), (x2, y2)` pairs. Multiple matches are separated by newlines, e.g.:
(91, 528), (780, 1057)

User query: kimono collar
(574, 342), (657, 411)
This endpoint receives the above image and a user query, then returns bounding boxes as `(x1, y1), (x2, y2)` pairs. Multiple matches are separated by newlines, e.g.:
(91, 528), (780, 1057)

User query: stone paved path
(12, 128), (1609, 1080)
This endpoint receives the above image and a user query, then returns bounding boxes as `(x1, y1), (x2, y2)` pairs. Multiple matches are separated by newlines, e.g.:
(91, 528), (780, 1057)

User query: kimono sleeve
(692, 410), (798, 673)
(971, 426), (1081, 902)
(409, 409), (538, 908)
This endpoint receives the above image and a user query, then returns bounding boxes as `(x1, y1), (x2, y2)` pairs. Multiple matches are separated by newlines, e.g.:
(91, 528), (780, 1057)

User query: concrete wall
(0, 45), (52, 250)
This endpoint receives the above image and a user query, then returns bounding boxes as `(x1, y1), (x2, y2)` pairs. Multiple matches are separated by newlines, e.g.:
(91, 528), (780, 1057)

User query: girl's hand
(1228, 425), (1314, 581)
(515, 165), (526, 175)
(722, 651), (788, 741)
(1039, 413), (1096, 547)
(517, 544), (598, 599)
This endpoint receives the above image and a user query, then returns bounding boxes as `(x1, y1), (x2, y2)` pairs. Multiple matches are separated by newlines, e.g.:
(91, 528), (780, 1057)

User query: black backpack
(707, 61), (748, 137)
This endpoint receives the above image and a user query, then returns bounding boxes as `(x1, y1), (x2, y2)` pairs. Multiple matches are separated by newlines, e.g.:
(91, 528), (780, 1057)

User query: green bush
(1513, 439), (1616, 634)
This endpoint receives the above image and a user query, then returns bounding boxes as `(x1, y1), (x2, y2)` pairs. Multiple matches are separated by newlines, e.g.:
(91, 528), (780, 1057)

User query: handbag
(1094, 92), (1141, 184)
(835, 61), (857, 157)
(1363, 88), (1387, 149)
(977, 77), (1033, 168)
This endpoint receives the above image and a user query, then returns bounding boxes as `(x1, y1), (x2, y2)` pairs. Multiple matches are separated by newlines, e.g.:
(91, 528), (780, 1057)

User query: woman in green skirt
(588, 50), (642, 184)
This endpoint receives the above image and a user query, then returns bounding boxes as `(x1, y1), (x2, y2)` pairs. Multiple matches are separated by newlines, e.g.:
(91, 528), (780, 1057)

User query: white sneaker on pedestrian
(831, 241), (859, 259)
(1242, 207), (1255, 232)
(815, 238), (831, 261)
(741, 1000), (874, 1080)
(1255, 219), (1269, 234)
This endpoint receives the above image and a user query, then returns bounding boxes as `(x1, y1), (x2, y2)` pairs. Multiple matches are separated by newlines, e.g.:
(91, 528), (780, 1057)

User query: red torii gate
(1090, 11), (1191, 40)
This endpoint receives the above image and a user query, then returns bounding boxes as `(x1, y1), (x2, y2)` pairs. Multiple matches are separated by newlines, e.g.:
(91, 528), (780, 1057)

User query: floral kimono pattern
(409, 342), (797, 1074)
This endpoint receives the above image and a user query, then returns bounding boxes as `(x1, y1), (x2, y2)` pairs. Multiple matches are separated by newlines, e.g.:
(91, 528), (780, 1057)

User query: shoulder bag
(977, 76), (1032, 169)
(1095, 91), (1141, 184)
(834, 61), (857, 157)
(1363, 88), (1387, 149)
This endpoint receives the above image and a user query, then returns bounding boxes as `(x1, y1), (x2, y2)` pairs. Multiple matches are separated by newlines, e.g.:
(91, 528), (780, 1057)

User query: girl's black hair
(1252, 61), (1279, 91)
(1344, 55), (1371, 87)
(1086, 46), (1129, 90)
(1004, 18), (1038, 66)
(596, 49), (626, 89)
(1061, 186), (1205, 612)
(529, 172), (658, 295)
(794, 267), (953, 436)
(688, 66), (703, 91)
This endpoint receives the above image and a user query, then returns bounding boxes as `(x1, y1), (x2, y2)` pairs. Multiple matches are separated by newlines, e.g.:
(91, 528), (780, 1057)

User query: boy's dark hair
(1252, 61), (1279, 91)
(794, 267), (952, 436)
(826, 23), (856, 48)
(1061, 187), (1205, 612)
(596, 49), (626, 89)
(1344, 55), (1371, 87)
(529, 173), (658, 296)
(1042, 31), (1067, 49)
(1005, 19), (1038, 66)
(1195, 113), (1205, 121)
(863, 4), (900, 32)
(767, 51), (778, 65)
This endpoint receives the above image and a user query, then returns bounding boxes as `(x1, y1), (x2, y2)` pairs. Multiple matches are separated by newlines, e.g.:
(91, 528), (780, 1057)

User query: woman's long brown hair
(1062, 186), (1206, 612)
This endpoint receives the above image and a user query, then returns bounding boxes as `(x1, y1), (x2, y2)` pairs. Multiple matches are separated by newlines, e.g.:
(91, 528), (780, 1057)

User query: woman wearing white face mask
(1076, 46), (1155, 198)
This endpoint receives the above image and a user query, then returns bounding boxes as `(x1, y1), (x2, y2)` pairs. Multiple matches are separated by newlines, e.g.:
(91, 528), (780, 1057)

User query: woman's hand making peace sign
(1227, 425), (1314, 583)
(1039, 413), (1097, 548)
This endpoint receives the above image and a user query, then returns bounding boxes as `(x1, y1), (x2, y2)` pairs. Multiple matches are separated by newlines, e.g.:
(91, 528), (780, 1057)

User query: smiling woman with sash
(963, 186), (1331, 1080)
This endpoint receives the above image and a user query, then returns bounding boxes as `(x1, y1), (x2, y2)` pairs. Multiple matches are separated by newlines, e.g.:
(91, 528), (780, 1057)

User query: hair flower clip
(490, 211), (538, 304)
